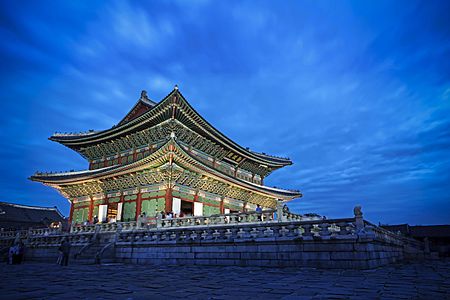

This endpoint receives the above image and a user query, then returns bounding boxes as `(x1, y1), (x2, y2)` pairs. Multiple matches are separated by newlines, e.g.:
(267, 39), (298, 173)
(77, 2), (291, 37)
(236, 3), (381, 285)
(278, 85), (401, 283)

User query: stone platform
(0, 261), (449, 299)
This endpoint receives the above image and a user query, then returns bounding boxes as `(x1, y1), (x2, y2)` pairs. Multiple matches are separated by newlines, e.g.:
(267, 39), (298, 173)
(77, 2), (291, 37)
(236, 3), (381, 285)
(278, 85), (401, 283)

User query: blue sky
(1, 0), (449, 225)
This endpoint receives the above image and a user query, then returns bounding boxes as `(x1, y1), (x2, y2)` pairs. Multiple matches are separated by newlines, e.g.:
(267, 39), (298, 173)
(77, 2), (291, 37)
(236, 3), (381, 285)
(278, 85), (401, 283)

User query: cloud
(0, 0), (449, 224)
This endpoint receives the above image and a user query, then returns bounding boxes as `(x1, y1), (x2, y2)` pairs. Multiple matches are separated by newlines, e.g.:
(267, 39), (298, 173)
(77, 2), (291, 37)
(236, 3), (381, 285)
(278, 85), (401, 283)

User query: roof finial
(140, 90), (148, 100)
(174, 84), (178, 90)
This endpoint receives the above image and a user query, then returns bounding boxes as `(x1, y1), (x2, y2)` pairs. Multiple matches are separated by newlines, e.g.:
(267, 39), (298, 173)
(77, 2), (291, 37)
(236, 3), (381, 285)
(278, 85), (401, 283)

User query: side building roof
(0, 202), (65, 230)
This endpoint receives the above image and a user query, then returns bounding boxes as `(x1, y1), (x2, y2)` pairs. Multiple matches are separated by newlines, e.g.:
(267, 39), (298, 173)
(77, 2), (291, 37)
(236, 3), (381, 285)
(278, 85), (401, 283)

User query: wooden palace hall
(30, 86), (301, 225)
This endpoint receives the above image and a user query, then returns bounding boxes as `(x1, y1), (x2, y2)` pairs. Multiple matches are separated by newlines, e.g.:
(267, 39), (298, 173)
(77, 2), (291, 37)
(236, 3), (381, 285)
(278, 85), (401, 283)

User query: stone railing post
(354, 205), (364, 232)
(156, 212), (162, 229)
(276, 200), (283, 222)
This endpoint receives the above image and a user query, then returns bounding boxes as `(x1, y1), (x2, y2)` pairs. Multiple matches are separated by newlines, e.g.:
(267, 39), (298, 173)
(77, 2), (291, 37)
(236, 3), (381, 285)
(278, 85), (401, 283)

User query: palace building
(30, 87), (301, 224)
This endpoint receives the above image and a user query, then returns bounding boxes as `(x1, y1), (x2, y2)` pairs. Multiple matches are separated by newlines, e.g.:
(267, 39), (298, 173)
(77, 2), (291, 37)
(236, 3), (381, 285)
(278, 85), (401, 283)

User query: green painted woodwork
(73, 201), (89, 208)
(108, 197), (121, 203)
(123, 202), (136, 221)
(172, 191), (194, 201)
(73, 207), (89, 224)
(113, 159), (119, 165)
(93, 199), (104, 205)
(141, 190), (165, 199)
(225, 204), (241, 211)
(198, 197), (218, 205)
(136, 153), (143, 160)
(141, 199), (157, 218)
(124, 195), (137, 201)
(203, 205), (220, 216)
(156, 198), (166, 212)
(127, 155), (133, 163)
(93, 206), (99, 218)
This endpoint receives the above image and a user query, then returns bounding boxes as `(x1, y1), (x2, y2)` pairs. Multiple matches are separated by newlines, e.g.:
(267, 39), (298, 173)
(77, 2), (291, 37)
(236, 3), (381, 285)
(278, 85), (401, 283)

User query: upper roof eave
(48, 88), (293, 167)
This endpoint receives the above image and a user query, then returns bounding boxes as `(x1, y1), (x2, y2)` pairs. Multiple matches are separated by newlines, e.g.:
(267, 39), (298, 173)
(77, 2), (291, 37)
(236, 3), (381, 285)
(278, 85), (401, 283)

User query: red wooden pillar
(133, 148), (137, 162)
(165, 187), (173, 213)
(88, 196), (94, 222)
(193, 192), (199, 203)
(68, 201), (75, 224)
(220, 198), (224, 214)
(135, 191), (142, 220)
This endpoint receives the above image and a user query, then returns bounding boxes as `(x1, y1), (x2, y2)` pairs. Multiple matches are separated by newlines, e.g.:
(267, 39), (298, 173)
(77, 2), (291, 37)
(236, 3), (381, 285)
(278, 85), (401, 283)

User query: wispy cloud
(0, 0), (449, 224)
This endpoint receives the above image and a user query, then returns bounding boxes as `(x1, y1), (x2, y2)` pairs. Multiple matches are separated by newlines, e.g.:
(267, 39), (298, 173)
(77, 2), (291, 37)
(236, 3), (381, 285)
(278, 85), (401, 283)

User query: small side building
(0, 202), (65, 231)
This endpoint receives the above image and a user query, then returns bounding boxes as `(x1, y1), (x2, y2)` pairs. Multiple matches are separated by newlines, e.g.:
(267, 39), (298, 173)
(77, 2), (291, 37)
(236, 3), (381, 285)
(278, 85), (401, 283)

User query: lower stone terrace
(0, 260), (449, 299)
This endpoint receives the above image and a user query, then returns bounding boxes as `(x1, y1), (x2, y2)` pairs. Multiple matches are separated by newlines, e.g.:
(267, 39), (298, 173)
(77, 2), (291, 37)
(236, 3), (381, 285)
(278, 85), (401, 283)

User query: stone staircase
(73, 242), (116, 265)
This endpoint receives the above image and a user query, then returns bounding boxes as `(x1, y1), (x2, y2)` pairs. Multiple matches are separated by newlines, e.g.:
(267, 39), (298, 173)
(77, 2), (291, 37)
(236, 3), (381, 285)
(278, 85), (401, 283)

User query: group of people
(159, 211), (188, 219)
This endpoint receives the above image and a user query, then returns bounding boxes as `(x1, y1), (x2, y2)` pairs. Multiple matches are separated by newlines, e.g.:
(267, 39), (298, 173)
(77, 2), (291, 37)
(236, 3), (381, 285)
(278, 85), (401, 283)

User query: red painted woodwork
(220, 198), (224, 214)
(68, 202), (74, 224)
(165, 188), (173, 212)
(119, 102), (151, 125)
(135, 192), (142, 220)
(88, 196), (94, 222)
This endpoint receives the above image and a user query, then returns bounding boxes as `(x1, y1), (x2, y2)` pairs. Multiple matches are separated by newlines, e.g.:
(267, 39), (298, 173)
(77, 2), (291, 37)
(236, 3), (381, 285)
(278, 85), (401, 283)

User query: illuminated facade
(31, 87), (301, 224)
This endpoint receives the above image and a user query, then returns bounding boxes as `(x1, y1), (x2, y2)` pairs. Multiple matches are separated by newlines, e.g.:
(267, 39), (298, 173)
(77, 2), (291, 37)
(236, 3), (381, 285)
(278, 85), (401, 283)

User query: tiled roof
(0, 202), (64, 229)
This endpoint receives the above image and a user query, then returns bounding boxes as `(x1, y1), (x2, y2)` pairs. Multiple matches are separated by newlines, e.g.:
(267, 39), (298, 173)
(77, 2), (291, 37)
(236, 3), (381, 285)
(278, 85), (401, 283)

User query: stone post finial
(276, 200), (284, 222)
(354, 205), (363, 218)
(354, 205), (364, 231)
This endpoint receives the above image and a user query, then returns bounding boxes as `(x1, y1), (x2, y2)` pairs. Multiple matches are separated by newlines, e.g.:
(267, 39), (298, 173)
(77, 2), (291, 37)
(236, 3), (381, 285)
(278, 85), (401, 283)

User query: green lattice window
(122, 202), (136, 221)
(73, 207), (89, 224)
(203, 205), (220, 216)
(93, 206), (99, 219)
(141, 199), (157, 217)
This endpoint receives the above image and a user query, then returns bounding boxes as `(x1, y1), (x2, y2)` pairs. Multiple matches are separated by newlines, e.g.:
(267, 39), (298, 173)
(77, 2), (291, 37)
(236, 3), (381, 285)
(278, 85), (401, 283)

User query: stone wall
(114, 232), (407, 269)
(4, 209), (425, 269)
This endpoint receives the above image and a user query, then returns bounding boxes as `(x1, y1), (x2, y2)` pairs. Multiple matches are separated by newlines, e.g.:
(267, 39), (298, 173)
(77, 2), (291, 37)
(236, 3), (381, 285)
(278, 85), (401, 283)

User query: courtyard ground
(0, 260), (449, 299)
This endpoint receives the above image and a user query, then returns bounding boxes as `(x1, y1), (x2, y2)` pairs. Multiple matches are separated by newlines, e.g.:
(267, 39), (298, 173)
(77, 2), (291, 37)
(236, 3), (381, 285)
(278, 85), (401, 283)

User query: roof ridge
(0, 201), (59, 211)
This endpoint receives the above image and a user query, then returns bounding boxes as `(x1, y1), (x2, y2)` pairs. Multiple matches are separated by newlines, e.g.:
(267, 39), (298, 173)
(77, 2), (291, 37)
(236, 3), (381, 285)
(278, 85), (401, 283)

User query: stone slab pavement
(0, 260), (449, 299)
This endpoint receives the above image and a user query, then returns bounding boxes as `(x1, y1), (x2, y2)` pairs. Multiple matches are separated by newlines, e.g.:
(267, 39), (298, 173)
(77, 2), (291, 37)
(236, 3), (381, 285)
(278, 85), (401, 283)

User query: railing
(28, 228), (62, 237)
(3, 206), (424, 257)
(63, 210), (338, 235)
(364, 220), (424, 250)
(116, 218), (359, 243)
(0, 230), (28, 239)
(27, 232), (94, 247)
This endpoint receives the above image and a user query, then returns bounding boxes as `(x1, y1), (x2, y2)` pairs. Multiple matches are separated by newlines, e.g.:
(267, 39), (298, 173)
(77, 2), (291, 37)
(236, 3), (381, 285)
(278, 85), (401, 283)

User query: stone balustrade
(27, 232), (94, 247)
(27, 228), (62, 237)
(115, 217), (358, 243)
(0, 230), (24, 239)
(17, 206), (427, 269)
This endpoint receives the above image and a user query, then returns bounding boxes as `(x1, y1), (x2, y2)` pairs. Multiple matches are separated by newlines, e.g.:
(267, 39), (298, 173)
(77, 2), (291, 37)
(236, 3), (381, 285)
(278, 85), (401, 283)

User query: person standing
(17, 241), (25, 264)
(59, 238), (71, 266)
(256, 204), (263, 221)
